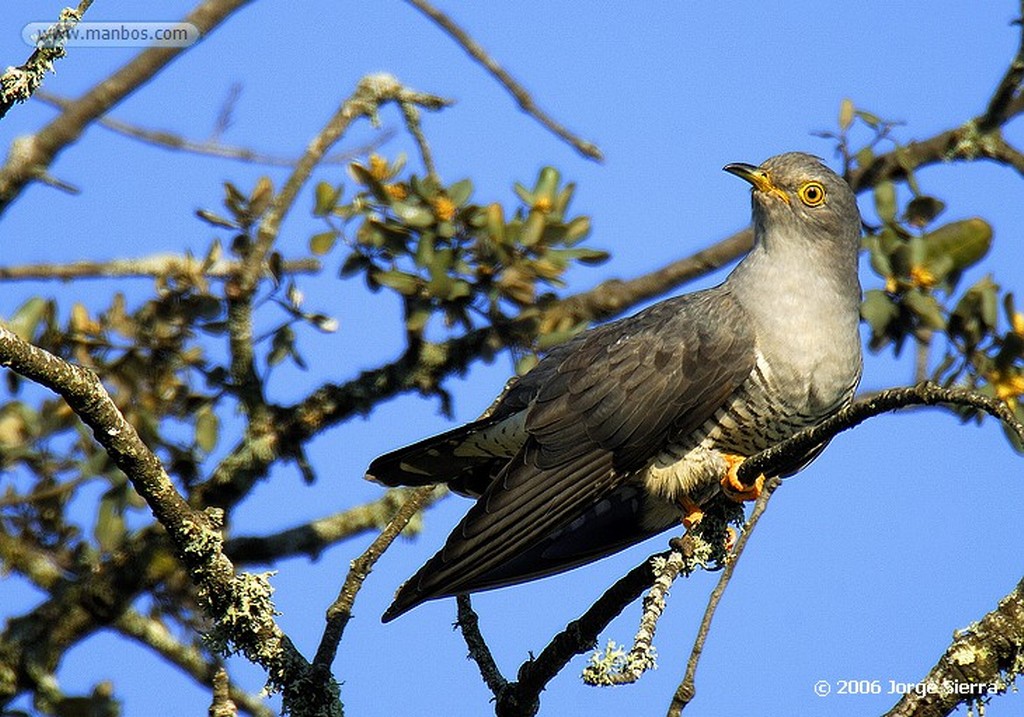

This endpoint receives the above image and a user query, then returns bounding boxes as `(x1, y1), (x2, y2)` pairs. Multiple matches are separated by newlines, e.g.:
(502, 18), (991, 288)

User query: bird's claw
(720, 453), (765, 502)
(679, 495), (704, 529)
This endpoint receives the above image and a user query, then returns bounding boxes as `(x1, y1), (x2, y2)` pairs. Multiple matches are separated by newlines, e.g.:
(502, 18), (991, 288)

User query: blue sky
(2, 2), (1024, 716)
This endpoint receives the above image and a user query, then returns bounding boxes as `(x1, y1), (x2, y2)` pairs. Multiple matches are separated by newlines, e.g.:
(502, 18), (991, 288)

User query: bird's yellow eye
(798, 181), (826, 207)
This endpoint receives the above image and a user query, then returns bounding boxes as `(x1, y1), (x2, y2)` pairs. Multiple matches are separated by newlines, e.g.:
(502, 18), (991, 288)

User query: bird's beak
(723, 162), (791, 204)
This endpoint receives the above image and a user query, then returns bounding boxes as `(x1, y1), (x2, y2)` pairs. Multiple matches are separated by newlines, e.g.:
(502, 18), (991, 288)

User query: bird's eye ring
(798, 181), (826, 207)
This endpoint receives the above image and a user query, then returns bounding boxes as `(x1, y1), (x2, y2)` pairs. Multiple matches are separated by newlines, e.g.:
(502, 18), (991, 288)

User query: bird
(367, 152), (863, 622)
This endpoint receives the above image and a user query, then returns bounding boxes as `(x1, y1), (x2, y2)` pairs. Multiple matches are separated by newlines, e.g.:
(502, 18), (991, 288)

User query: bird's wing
(383, 287), (757, 620)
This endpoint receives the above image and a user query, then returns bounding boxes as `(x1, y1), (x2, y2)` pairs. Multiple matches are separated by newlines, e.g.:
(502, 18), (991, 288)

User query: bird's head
(724, 152), (861, 247)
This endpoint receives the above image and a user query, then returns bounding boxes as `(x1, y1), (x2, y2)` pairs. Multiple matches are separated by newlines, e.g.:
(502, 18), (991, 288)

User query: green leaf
(922, 218), (993, 272)
(447, 178), (473, 207)
(873, 180), (896, 223)
(904, 195), (945, 228)
(860, 289), (897, 337)
(521, 210), (545, 247)
(553, 247), (610, 265)
(195, 406), (219, 453)
(854, 146), (875, 169)
(838, 98), (855, 131)
(533, 167), (561, 205)
(309, 230), (339, 255)
(856, 109), (882, 128)
(195, 209), (238, 230)
(314, 181), (342, 216)
(486, 203), (506, 246)
(391, 200), (436, 228)
(903, 289), (946, 330)
(374, 269), (421, 295)
(513, 182), (534, 206)
(563, 216), (591, 245)
(95, 487), (126, 552)
(7, 297), (49, 341)
(268, 326), (295, 367)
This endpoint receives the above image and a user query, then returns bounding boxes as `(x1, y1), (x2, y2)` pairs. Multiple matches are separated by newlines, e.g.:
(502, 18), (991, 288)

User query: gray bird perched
(368, 152), (863, 622)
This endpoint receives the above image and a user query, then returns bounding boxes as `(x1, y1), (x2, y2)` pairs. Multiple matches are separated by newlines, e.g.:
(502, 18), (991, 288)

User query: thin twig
(666, 478), (781, 716)
(402, 0), (603, 161)
(399, 99), (440, 184)
(456, 595), (509, 696)
(313, 485), (443, 669)
(32, 90), (394, 167)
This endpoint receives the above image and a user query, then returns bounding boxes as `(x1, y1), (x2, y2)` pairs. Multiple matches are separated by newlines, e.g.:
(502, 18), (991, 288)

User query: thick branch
(882, 578), (1024, 717)
(0, 326), (328, 713)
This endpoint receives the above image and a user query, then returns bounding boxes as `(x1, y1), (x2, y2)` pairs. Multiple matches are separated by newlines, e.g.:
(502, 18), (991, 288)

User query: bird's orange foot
(679, 495), (704, 529)
(720, 453), (765, 502)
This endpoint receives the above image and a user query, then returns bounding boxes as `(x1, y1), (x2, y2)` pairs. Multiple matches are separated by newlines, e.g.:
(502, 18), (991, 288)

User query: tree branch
(224, 487), (445, 565)
(313, 485), (443, 670)
(667, 478), (781, 716)
(736, 383), (1024, 487)
(33, 90), (393, 167)
(114, 610), (271, 717)
(456, 595), (509, 697)
(0, 1), (94, 120)
(0, 254), (319, 282)
(0, 325), (334, 715)
(882, 577), (1024, 717)
(402, 0), (603, 161)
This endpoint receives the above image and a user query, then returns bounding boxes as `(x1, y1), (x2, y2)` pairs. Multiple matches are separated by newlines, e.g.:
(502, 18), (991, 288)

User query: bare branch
(0, 254), (319, 282)
(225, 488), (445, 565)
(0, 1), (94, 120)
(402, 0), (603, 161)
(32, 90), (394, 167)
(667, 478), (781, 716)
(736, 383), (1024, 487)
(456, 595), (509, 697)
(114, 611), (271, 717)
(494, 554), (668, 716)
(977, 1), (1024, 132)
(0, 0), (252, 213)
(314, 485), (443, 669)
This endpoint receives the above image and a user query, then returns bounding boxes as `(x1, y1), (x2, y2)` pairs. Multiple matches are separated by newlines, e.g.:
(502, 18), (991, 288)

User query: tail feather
(366, 412), (526, 497)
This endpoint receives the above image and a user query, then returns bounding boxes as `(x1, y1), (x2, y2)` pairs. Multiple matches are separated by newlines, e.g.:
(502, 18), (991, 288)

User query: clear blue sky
(2, 2), (1023, 715)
